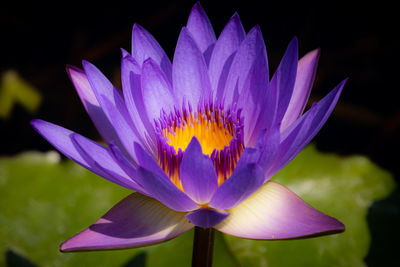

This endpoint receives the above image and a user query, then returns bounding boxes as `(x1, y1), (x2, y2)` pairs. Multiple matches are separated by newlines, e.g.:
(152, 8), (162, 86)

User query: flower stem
(192, 227), (215, 267)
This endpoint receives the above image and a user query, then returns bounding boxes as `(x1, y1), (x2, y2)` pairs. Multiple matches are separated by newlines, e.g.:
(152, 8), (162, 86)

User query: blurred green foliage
(225, 146), (395, 267)
(0, 146), (395, 266)
(0, 71), (41, 119)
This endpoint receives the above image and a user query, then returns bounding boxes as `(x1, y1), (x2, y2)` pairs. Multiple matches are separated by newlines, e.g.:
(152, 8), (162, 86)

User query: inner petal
(155, 100), (244, 188)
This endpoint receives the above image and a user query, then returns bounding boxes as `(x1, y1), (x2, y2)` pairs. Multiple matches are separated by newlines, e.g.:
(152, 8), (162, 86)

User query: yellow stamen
(164, 112), (233, 156)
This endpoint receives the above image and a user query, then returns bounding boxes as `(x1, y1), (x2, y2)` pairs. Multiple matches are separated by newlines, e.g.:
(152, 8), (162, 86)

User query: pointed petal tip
(59, 241), (72, 252)
(142, 57), (158, 68)
(250, 24), (261, 33)
(81, 59), (94, 72)
(65, 64), (80, 73)
(227, 12), (242, 25)
(59, 193), (194, 252)
(231, 11), (240, 19)
(301, 47), (321, 63)
(215, 181), (346, 240)
(188, 136), (201, 148)
(120, 48), (130, 58)
(191, 1), (204, 13)
(332, 78), (348, 95)
(294, 216), (345, 240)
(30, 119), (53, 135)
(30, 118), (41, 128)
(132, 23), (144, 32)
(313, 47), (321, 56)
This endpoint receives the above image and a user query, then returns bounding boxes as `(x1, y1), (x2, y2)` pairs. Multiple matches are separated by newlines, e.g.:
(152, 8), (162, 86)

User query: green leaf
(0, 151), (236, 267)
(0, 70), (42, 119)
(0, 146), (395, 266)
(223, 145), (396, 267)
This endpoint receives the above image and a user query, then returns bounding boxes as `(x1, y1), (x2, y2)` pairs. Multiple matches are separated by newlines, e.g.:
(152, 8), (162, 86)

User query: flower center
(155, 100), (244, 189)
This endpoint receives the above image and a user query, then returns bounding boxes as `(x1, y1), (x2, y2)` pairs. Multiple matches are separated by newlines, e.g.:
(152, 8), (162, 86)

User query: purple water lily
(32, 3), (345, 252)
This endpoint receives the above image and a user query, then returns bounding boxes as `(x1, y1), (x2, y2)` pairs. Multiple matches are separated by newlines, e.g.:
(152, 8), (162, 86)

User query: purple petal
(180, 137), (218, 204)
(220, 25), (268, 107)
(82, 60), (121, 108)
(185, 209), (229, 228)
(186, 2), (216, 53)
(121, 54), (156, 151)
(269, 37), (299, 125)
(30, 119), (140, 191)
(133, 142), (169, 180)
(172, 27), (212, 107)
(141, 58), (176, 121)
(209, 13), (245, 95)
(235, 147), (261, 171)
(82, 60), (144, 159)
(269, 79), (347, 176)
(280, 49), (320, 131)
(215, 181), (345, 239)
(107, 143), (141, 182)
(209, 163), (265, 210)
(246, 39), (300, 146)
(120, 48), (130, 58)
(60, 193), (193, 251)
(255, 126), (281, 181)
(66, 65), (124, 152)
(71, 134), (147, 194)
(135, 167), (198, 212)
(237, 45), (269, 146)
(100, 95), (142, 161)
(131, 24), (172, 81)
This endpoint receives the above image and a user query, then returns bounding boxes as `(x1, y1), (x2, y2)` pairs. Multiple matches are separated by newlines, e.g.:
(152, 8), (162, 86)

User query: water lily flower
(31, 2), (345, 252)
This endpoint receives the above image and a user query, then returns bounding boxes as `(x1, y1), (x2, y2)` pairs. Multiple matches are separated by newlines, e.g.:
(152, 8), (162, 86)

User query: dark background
(1, 1), (399, 266)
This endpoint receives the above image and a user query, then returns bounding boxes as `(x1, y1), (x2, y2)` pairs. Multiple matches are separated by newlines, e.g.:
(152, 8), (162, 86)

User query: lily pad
(0, 151), (235, 267)
(0, 146), (395, 266)
(223, 145), (395, 267)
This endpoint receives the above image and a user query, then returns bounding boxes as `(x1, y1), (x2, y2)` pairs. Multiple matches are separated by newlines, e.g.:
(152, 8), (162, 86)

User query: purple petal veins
(60, 193), (193, 251)
(215, 181), (345, 239)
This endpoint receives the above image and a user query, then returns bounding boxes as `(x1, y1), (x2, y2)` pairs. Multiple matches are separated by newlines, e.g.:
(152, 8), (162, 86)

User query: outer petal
(186, 2), (216, 53)
(269, 37), (299, 126)
(72, 134), (146, 194)
(121, 54), (156, 153)
(255, 126), (281, 181)
(100, 96), (141, 162)
(60, 193), (193, 251)
(66, 65), (124, 150)
(209, 163), (265, 210)
(209, 13), (246, 101)
(131, 24), (172, 81)
(215, 181), (345, 239)
(234, 147), (261, 170)
(237, 46), (269, 146)
(180, 137), (218, 204)
(280, 49), (320, 131)
(82, 60), (142, 160)
(135, 167), (198, 212)
(269, 79), (347, 176)
(172, 27), (212, 107)
(141, 58), (176, 121)
(185, 209), (229, 228)
(134, 142), (170, 180)
(220, 25), (268, 106)
(30, 119), (140, 191)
